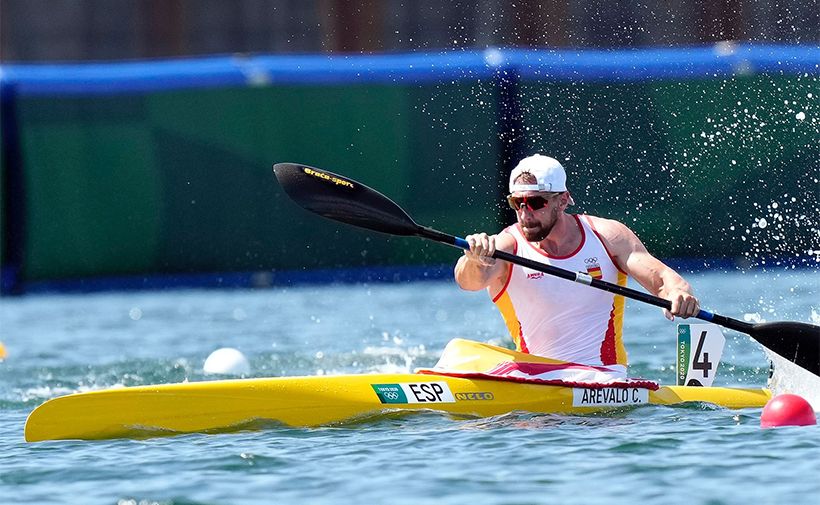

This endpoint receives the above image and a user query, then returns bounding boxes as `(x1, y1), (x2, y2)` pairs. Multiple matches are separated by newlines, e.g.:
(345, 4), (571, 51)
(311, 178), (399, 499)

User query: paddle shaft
(418, 226), (754, 334)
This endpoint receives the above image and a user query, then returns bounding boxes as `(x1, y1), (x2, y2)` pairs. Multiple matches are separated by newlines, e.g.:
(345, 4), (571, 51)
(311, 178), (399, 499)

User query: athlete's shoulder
(579, 214), (642, 254)
(581, 214), (633, 236)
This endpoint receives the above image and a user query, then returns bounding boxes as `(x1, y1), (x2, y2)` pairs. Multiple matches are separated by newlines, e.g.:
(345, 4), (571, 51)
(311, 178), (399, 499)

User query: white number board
(677, 323), (725, 387)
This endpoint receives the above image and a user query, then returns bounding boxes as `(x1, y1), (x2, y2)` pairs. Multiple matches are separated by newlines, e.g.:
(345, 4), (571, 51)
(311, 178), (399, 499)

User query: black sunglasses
(506, 193), (561, 211)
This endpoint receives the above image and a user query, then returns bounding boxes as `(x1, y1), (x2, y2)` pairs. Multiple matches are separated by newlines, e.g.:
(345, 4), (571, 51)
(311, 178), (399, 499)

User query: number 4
(692, 330), (713, 378)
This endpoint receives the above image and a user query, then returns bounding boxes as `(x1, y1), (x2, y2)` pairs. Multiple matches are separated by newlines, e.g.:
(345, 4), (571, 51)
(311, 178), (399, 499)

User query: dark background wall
(2, 0), (818, 62)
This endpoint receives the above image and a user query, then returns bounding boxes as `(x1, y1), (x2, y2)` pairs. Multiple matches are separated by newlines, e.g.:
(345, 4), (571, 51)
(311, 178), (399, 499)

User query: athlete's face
(508, 192), (563, 242)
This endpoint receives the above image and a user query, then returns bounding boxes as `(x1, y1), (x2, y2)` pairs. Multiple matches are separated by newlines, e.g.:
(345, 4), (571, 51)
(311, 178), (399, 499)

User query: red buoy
(760, 394), (817, 428)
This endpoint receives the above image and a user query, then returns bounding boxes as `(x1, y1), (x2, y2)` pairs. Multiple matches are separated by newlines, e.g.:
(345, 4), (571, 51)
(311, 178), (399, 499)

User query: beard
(520, 222), (552, 242)
(519, 208), (559, 242)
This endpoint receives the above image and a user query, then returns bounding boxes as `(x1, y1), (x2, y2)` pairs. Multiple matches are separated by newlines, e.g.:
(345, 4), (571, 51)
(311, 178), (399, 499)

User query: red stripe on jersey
(599, 303), (618, 365)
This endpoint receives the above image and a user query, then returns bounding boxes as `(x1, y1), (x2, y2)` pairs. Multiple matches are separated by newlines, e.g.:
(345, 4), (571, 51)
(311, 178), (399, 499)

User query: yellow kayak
(24, 373), (770, 442)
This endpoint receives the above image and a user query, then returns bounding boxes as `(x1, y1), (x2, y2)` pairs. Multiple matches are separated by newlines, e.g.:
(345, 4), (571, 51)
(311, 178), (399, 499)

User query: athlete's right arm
(454, 232), (514, 291)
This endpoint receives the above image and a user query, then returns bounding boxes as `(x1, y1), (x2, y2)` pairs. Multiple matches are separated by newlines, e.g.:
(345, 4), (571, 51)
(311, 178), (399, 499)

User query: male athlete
(455, 154), (699, 367)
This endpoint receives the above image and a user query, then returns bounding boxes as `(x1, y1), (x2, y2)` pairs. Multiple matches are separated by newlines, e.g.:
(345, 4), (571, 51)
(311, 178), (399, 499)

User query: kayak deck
(24, 373), (771, 442)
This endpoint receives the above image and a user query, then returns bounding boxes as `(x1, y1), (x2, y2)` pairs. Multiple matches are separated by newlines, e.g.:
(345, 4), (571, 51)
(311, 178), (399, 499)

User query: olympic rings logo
(383, 391), (400, 400)
(584, 257), (599, 264)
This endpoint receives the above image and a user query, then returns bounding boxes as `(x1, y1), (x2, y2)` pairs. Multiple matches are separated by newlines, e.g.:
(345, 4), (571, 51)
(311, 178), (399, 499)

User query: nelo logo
(455, 392), (495, 401)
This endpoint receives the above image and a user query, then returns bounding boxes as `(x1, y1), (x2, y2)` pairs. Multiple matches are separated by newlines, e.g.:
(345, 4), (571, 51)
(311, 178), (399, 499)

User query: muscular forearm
(624, 251), (700, 318)
(646, 268), (693, 300)
(637, 259), (699, 318)
(454, 255), (500, 291)
(653, 269), (693, 299)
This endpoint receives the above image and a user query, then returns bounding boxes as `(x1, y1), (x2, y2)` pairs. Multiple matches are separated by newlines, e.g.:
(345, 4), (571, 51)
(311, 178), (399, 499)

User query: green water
(1, 270), (818, 504)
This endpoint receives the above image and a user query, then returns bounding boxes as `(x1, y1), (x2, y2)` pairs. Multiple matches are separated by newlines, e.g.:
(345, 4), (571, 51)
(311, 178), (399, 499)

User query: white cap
(509, 154), (574, 205)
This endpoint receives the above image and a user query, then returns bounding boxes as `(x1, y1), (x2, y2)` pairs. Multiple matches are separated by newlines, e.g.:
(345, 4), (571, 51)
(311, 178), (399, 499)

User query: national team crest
(584, 257), (602, 279)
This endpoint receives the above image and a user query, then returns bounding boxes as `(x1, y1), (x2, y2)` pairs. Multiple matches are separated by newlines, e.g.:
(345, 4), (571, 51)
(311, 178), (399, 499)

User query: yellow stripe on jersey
(493, 292), (526, 352)
(611, 271), (628, 365)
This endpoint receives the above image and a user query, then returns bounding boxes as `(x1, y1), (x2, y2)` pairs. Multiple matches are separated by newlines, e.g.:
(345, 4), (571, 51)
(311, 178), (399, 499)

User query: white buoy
(203, 347), (251, 376)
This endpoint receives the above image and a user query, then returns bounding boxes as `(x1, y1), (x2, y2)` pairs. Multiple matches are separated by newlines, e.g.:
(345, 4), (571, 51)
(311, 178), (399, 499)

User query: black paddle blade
(273, 163), (421, 236)
(750, 321), (820, 376)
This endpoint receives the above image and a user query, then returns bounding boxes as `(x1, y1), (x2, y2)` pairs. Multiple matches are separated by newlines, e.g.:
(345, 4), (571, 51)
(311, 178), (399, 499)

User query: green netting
(15, 82), (501, 280)
(6, 72), (818, 283)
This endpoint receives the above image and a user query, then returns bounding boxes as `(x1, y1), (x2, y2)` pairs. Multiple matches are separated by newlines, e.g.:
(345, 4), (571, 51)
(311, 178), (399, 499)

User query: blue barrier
(1, 44), (817, 96)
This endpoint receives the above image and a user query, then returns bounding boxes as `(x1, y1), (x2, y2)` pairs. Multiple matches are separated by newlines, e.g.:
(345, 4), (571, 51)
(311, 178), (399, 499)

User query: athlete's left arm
(588, 216), (700, 320)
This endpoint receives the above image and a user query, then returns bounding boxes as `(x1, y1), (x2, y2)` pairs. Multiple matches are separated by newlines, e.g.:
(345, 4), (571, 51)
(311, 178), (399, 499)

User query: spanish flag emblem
(587, 265), (603, 279)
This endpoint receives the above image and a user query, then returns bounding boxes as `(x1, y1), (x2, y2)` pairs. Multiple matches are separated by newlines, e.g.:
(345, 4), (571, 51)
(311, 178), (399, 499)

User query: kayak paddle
(273, 162), (820, 376)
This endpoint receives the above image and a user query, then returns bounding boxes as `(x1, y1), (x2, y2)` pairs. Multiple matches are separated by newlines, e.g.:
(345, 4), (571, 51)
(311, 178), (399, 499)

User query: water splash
(768, 352), (820, 412)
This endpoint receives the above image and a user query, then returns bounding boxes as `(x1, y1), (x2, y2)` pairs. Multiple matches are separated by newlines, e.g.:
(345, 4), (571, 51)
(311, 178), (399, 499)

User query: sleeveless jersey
(492, 215), (629, 366)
